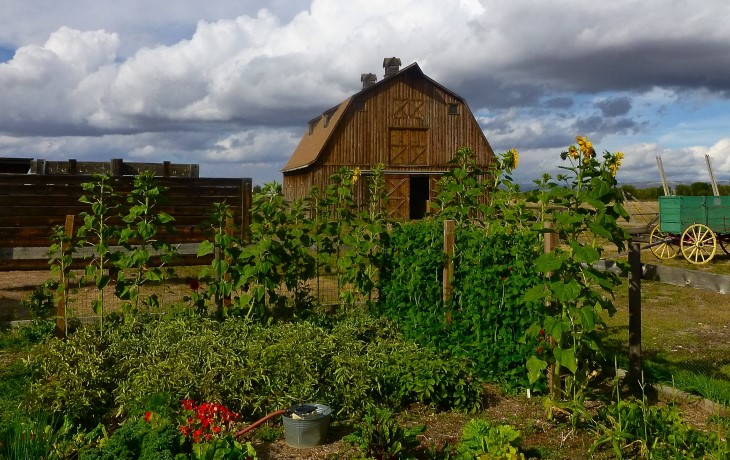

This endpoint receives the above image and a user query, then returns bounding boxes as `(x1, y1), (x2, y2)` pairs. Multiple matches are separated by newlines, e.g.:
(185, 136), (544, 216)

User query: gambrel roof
(282, 63), (470, 173)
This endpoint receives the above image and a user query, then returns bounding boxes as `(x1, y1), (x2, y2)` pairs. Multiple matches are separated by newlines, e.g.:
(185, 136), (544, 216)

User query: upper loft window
(323, 108), (336, 127)
(308, 116), (321, 135)
(355, 100), (366, 112)
(448, 103), (460, 115)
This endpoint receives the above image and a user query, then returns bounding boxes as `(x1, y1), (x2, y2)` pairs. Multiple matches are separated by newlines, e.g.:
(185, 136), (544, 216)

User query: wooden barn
(282, 57), (495, 219)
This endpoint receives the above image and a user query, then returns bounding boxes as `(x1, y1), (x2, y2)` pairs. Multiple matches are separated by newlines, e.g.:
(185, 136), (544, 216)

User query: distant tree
(690, 182), (712, 196)
(674, 184), (692, 196)
(253, 184), (263, 194)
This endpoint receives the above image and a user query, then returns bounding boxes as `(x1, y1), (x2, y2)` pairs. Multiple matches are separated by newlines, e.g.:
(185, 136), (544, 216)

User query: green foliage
(77, 174), (120, 334)
(29, 326), (116, 422)
(0, 411), (63, 460)
(21, 279), (56, 320)
(525, 138), (629, 412)
(17, 280), (57, 343)
(190, 436), (257, 460)
(28, 315), (482, 424)
(430, 147), (489, 225)
(48, 214), (77, 337)
(114, 171), (176, 316)
(376, 221), (544, 389)
(591, 383), (730, 459)
(79, 414), (182, 460)
(455, 419), (525, 460)
(343, 405), (425, 460)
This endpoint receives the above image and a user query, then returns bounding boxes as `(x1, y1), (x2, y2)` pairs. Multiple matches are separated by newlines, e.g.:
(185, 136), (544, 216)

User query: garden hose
(234, 404), (317, 438)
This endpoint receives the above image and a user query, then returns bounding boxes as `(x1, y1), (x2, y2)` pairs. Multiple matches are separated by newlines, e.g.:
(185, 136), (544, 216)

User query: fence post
(543, 220), (559, 398)
(443, 220), (455, 305)
(67, 159), (77, 175)
(628, 240), (642, 387)
(55, 214), (75, 338)
(110, 158), (124, 177)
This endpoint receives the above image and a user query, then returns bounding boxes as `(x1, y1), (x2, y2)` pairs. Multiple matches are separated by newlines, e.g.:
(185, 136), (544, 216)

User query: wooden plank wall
(0, 175), (252, 270)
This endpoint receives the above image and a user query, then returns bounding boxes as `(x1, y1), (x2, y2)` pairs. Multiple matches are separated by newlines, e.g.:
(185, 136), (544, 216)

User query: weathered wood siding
(283, 67), (494, 213)
(0, 175), (252, 270)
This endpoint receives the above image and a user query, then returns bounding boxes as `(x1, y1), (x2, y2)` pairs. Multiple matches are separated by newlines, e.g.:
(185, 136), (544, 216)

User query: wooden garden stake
(628, 240), (642, 388)
(543, 220), (560, 398)
(443, 220), (455, 323)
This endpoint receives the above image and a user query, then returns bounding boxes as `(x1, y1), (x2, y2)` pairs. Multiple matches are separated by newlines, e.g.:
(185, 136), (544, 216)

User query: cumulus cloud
(1, 0), (730, 185)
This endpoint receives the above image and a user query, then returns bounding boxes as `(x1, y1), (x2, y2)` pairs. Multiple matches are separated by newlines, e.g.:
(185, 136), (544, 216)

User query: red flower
(144, 411), (152, 422)
(181, 399), (195, 411)
(212, 425), (221, 434)
(188, 278), (200, 292)
(539, 329), (545, 336)
(537, 347), (543, 355)
(180, 426), (189, 436)
(501, 276), (507, 281)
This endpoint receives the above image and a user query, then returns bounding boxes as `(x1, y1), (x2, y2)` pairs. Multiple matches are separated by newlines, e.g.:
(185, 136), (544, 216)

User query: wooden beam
(628, 240), (642, 387)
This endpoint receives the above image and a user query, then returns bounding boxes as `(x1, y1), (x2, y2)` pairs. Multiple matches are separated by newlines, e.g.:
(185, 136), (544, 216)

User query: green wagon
(649, 196), (730, 264)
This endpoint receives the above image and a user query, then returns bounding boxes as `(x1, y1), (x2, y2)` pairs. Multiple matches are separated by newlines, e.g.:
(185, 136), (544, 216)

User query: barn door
(385, 176), (409, 219)
(389, 128), (428, 165)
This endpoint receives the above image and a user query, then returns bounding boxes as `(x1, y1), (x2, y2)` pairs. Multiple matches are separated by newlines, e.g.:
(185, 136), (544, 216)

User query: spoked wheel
(680, 223), (717, 264)
(649, 224), (679, 260)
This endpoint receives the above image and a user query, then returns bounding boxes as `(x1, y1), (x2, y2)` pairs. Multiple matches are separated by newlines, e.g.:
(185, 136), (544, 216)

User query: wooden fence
(30, 158), (199, 178)
(0, 174), (252, 270)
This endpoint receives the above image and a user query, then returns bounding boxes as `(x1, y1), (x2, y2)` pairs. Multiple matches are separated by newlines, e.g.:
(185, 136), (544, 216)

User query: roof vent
(383, 57), (401, 78)
(361, 73), (377, 89)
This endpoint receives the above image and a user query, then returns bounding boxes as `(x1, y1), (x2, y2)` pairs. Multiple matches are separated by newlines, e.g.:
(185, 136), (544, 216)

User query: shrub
(28, 314), (483, 424)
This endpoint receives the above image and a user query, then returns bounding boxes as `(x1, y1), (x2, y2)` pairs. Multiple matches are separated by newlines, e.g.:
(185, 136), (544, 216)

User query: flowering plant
(179, 399), (241, 444)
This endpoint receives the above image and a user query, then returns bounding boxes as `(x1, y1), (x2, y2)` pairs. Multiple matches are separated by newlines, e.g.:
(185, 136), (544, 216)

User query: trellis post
(628, 240), (643, 387)
(442, 220), (455, 304)
(543, 220), (560, 398)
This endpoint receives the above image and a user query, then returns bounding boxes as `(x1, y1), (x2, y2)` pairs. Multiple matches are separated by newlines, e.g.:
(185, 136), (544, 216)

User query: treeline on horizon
(620, 182), (730, 200)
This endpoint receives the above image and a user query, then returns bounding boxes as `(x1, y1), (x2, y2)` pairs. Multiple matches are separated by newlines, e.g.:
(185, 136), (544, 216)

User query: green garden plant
(114, 171), (177, 316)
(28, 314), (482, 424)
(590, 379), (730, 459)
(49, 224), (77, 335)
(455, 419), (526, 460)
(343, 405), (425, 460)
(77, 174), (120, 334)
(524, 136), (629, 415)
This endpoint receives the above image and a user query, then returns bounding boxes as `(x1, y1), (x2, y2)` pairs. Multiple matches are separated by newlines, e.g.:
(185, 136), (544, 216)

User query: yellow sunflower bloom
(568, 145), (579, 159)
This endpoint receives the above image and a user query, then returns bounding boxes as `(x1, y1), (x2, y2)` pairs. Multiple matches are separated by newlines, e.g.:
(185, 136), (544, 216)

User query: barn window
(308, 116), (321, 135)
(323, 108), (336, 127)
(448, 103), (460, 115)
(355, 100), (366, 111)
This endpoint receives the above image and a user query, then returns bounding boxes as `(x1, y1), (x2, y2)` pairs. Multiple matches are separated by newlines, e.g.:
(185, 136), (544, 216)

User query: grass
(603, 273), (730, 403)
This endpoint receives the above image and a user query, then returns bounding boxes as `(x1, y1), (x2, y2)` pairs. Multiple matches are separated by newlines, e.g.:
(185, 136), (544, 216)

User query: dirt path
(0, 270), (50, 321)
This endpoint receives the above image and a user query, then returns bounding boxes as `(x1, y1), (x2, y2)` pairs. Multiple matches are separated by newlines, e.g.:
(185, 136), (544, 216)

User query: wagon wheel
(649, 224), (679, 259)
(680, 223), (717, 264)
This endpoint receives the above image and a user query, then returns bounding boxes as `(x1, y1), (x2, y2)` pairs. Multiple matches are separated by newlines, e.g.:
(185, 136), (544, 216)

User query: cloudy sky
(1, 0), (730, 188)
